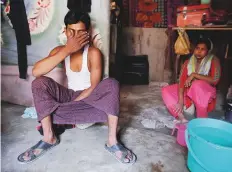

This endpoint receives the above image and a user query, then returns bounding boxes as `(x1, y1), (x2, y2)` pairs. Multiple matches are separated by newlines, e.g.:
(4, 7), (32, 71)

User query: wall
(1, 0), (110, 76)
(121, 27), (170, 82)
(1, 0), (110, 106)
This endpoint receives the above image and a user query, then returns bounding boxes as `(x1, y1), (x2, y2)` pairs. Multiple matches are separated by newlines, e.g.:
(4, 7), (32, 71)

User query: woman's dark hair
(195, 38), (211, 51)
(64, 10), (91, 30)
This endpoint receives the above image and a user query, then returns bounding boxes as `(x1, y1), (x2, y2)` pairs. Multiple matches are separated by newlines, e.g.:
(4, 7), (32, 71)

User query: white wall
(1, 0), (110, 76)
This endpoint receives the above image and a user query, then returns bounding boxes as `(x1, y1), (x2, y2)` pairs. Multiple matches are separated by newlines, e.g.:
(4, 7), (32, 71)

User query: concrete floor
(1, 83), (200, 172)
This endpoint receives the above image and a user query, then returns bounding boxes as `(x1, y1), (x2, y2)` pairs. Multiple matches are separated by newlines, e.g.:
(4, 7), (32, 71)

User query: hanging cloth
(8, 0), (31, 79)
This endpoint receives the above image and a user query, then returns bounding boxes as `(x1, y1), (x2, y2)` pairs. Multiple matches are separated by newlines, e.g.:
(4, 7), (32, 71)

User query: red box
(177, 4), (210, 27)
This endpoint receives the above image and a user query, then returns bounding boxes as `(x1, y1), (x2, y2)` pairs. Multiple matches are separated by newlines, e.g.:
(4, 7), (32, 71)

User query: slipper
(105, 143), (136, 165)
(17, 139), (60, 164)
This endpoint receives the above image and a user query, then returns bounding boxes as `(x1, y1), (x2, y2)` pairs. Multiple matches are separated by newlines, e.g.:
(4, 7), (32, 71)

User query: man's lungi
(32, 76), (120, 124)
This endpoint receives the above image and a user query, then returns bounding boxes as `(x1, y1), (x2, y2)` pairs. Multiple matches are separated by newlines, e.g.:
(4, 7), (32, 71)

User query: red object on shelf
(177, 4), (210, 27)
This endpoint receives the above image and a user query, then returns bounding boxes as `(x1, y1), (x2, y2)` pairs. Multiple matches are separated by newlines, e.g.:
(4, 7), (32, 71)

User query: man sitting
(18, 10), (136, 165)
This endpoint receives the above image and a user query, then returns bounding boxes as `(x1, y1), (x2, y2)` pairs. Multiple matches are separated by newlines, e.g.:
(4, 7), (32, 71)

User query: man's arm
(32, 46), (69, 77)
(32, 31), (89, 77)
(74, 47), (102, 101)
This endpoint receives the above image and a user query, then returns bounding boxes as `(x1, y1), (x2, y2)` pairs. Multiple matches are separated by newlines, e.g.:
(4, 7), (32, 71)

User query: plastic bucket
(172, 123), (186, 146)
(185, 118), (232, 172)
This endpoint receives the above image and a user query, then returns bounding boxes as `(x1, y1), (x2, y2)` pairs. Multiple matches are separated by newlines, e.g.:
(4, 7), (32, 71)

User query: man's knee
(32, 76), (53, 89)
(103, 78), (120, 91)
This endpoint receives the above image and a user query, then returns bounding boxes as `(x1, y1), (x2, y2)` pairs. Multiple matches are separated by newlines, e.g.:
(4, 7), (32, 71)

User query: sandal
(105, 143), (136, 165)
(17, 139), (60, 164)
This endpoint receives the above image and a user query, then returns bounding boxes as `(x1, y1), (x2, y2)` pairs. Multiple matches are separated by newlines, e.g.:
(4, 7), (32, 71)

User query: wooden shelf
(172, 26), (232, 31)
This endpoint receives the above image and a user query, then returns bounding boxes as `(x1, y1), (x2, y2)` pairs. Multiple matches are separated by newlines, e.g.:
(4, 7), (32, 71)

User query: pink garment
(162, 80), (216, 118)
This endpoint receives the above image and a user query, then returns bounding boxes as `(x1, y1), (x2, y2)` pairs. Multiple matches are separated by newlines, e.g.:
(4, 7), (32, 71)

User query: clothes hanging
(8, 0), (31, 79)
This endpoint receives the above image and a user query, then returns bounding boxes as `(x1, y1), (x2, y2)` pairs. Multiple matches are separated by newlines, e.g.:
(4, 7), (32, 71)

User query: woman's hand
(173, 102), (184, 116)
(185, 73), (195, 87)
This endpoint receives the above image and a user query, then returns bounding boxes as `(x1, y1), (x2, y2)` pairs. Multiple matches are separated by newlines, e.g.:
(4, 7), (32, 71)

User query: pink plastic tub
(172, 123), (187, 146)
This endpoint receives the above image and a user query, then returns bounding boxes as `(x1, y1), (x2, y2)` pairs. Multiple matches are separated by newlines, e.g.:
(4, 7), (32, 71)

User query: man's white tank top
(65, 45), (91, 91)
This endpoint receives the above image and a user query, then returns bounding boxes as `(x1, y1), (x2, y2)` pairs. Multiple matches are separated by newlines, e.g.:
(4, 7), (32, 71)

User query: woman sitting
(162, 38), (221, 123)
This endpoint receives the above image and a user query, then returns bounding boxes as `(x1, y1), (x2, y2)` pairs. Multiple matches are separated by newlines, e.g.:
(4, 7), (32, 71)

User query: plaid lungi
(32, 76), (120, 124)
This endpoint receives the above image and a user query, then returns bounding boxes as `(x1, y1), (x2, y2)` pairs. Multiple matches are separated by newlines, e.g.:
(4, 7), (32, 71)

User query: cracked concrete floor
(1, 83), (190, 172)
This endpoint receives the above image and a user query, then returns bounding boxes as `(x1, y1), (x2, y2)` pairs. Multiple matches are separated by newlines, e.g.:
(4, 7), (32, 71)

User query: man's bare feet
(42, 132), (57, 145)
